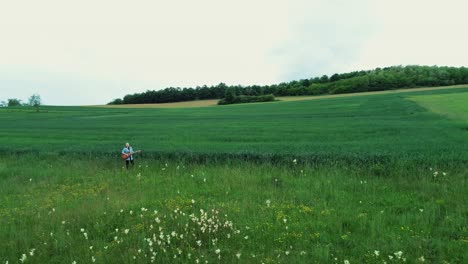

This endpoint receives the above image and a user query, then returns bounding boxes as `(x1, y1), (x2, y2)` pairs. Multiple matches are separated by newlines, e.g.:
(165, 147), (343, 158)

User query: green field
(1, 87), (467, 263)
(2, 87), (468, 162)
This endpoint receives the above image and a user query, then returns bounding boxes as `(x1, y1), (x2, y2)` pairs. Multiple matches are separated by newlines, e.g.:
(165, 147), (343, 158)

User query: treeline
(218, 88), (276, 105)
(108, 65), (468, 104)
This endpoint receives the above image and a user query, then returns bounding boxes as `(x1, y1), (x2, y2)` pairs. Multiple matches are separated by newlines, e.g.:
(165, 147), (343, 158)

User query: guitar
(121, 150), (141, 160)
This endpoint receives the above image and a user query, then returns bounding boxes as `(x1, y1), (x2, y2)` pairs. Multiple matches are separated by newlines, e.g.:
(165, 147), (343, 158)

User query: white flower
(244, 235), (249, 239)
(374, 250), (380, 256)
(344, 260), (350, 264)
(236, 253), (241, 259)
(293, 159), (297, 164)
(80, 228), (85, 232)
(283, 218), (287, 223)
(418, 256), (425, 262)
(83, 233), (88, 239)
(389, 255), (393, 260)
(419, 209), (424, 212)
(300, 251), (306, 255)
(394, 251), (403, 259)
(442, 172), (447, 176)
(191, 199), (195, 204)
(62, 221), (66, 225)
(29, 248), (36, 256)
(130, 210), (133, 215)
(89, 246), (93, 250)
(72, 261), (76, 264)
(91, 256), (96, 262)
(124, 229), (130, 234)
(196, 240), (202, 246)
(215, 249), (220, 254)
(19, 254), (27, 263)
(265, 200), (271, 207)
(285, 251), (290, 255)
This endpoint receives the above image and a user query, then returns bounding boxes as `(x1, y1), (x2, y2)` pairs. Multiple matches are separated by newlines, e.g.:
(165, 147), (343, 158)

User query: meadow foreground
(0, 155), (466, 263)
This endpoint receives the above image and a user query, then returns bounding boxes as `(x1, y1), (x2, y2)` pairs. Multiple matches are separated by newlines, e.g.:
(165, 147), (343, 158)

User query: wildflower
(83, 233), (88, 239)
(72, 261), (76, 264)
(130, 210), (133, 215)
(419, 209), (424, 212)
(236, 253), (241, 259)
(29, 248), (36, 256)
(283, 218), (287, 223)
(125, 229), (130, 234)
(62, 221), (66, 225)
(285, 251), (290, 255)
(29, 178), (32, 182)
(374, 250), (380, 256)
(265, 200), (271, 207)
(91, 256), (96, 262)
(19, 254), (27, 263)
(442, 172), (447, 176)
(196, 240), (202, 246)
(244, 235), (249, 239)
(215, 249), (220, 254)
(80, 228), (85, 232)
(300, 251), (306, 255)
(120, 209), (124, 213)
(394, 251), (403, 259)
(191, 199), (195, 204)
(203, 178), (206, 182)
(418, 256), (425, 262)
(293, 159), (297, 164)
(344, 260), (350, 264)
(89, 246), (93, 250)
(389, 255), (393, 260)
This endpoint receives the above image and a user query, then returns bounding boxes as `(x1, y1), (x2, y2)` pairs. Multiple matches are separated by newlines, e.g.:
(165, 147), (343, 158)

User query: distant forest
(108, 65), (468, 105)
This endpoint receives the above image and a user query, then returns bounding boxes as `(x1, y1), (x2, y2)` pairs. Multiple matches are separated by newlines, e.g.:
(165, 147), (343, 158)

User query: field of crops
(0, 86), (467, 263)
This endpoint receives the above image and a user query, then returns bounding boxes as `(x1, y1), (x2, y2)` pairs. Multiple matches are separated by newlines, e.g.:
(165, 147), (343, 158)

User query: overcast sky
(1, 0), (467, 105)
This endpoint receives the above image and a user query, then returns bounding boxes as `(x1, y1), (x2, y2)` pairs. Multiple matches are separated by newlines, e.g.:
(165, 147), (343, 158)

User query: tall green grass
(0, 155), (466, 263)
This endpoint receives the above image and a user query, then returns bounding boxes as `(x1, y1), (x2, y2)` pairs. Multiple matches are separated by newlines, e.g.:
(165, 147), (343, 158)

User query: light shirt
(121, 146), (134, 161)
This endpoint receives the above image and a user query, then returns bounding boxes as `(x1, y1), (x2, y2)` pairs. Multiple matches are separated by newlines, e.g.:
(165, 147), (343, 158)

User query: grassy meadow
(0, 86), (467, 263)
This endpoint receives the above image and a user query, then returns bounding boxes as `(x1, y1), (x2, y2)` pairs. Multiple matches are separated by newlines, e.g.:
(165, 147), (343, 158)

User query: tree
(8, 98), (22, 107)
(28, 94), (41, 112)
(224, 87), (237, 103)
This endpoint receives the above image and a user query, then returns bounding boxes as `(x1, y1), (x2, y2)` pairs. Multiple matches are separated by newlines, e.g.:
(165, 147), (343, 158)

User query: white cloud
(0, 0), (466, 105)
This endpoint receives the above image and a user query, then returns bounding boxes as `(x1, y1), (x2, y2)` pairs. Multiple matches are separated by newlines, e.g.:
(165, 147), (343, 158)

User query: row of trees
(1, 94), (41, 112)
(109, 65), (468, 105)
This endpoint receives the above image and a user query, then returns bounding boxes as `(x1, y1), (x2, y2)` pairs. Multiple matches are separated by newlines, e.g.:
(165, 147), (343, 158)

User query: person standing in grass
(122, 142), (135, 169)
